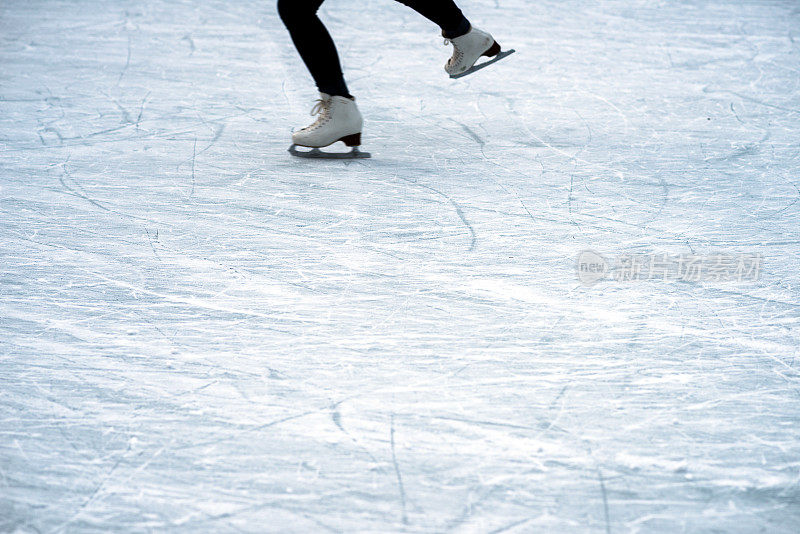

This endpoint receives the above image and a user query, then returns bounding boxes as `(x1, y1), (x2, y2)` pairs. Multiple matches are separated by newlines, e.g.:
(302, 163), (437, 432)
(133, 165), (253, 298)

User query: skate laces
(444, 38), (463, 67)
(306, 97), (332, 130)
(310, 98), (329, 117)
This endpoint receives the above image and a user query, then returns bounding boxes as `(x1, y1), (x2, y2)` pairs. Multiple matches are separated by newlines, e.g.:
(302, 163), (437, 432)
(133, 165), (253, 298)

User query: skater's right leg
(277, 0), (351, 98)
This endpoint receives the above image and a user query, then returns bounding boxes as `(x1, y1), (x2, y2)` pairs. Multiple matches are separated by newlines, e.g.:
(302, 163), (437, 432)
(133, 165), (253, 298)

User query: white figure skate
(444, 26), (515, 79)
(289, 93), (370, 159)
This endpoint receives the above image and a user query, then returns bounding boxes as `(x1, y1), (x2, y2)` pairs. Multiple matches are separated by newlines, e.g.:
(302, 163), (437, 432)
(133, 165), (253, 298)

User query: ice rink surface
(2, 0), (800, 532)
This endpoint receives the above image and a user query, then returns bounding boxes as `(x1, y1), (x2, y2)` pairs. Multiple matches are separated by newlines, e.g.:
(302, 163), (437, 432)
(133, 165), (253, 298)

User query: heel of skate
(340, 133), (361, 147)
(484, 41), (501, 58)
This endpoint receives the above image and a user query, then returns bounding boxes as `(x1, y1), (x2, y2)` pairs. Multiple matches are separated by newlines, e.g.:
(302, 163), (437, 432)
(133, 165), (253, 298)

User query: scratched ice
(1, 0), (799, 532)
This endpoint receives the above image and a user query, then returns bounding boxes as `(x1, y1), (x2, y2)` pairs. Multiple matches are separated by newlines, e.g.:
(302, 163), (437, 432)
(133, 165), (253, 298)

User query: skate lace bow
(301, 98), (332, 131)
(310, 99), (330, 117)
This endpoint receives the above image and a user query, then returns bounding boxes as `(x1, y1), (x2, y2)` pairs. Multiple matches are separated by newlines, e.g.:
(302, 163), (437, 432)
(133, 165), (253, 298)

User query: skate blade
(288, 144), (371, 159)
(449, 49), (516, 79)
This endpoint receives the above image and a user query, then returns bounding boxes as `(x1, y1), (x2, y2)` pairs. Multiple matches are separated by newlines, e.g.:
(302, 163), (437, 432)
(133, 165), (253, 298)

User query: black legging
(278, 0), (471, 98)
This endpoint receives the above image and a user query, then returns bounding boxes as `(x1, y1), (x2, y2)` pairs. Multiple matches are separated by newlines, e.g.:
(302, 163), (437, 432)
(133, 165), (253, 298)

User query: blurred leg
(394, 0), (471, 38)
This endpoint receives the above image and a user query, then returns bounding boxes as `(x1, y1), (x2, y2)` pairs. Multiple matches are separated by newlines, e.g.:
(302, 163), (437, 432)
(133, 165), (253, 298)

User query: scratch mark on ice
(390, 414), (409, 525)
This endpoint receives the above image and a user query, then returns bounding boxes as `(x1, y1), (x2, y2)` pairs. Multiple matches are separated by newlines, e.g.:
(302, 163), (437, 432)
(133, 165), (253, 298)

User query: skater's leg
(277, 0), (351, 98)
(279, 0), (364, 152)
(394, 0), (471, 38)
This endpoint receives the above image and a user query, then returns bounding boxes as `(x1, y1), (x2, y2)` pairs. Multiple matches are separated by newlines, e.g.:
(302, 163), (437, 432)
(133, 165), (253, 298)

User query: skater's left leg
(393, 0), (471, 38)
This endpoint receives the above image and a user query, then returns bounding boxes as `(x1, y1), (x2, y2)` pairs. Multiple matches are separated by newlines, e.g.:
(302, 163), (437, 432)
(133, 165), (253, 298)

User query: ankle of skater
(318, 81), (354, 101)
(442, 17), (471, 40)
